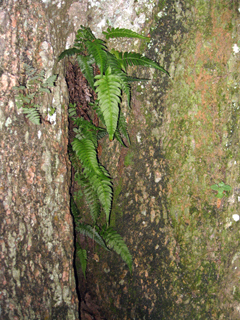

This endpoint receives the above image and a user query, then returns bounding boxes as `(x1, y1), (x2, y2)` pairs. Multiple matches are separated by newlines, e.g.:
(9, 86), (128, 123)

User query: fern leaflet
(72, 138), (103, 176)
(94, 67), (122, 140)
(83, 183), (101, 222)
(76, 223), (108, 250)
(112, 50), (169, 75)
(58, 47), (83, 61)
(87, 170), (112, 224)
(102, 27), (149, 40)
(75, 25), (96, 44)
(100, 225), (132, 272)
(73, 117), (98, 147)
(22, 107), (41, 125)
(85, 39), (107, 75)
(77, 55), (95, 89)
(76, 244), (87, 278)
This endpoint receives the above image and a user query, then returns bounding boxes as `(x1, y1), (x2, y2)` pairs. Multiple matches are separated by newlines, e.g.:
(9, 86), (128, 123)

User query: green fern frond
(12, 85), (26, 91)
(73, 117), (98, 147)
(22, 107), (41, 125)
(68, 103), (77, 118)
(112, 50), (169, 75)
(86, 39), (107, 75)
(75, 25), (96, 44)
(87, 172), (112, 224)
(58, 47), (82, 61)
(117, 74), (131, 107)
(105, 51), (123, 74)
(76, 244), (87, 278)
(23, 63), (36, 76)
(43, 74), (58, 88)
(97, 127), (108, 140)
(90, 101), (106, 126)
(116, 109), (130, 145)
(77, 55), (95, 89)
(70, 197), (80, 221)
(102, 27), (149, 40)
(38, 87), (51, 94)
(114, 129), (126, 147)
(83, 182), (101, 223)
(76, 223), (108, 250)
(72, 138), (103, 176)
(100, 226), (132, 272)
(95, 67), (122, 140)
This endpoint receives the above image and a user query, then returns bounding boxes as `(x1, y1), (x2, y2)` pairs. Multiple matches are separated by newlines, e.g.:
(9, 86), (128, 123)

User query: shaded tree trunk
(0, 0), (80, 318)
(2, 0), (239, 319)
(74, 0), (240, 319)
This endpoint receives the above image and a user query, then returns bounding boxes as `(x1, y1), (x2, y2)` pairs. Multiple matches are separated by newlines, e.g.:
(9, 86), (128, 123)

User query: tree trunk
(0, 0), (80, 318)
(1, 0), (239, 319)
(76, 0), (240, 319)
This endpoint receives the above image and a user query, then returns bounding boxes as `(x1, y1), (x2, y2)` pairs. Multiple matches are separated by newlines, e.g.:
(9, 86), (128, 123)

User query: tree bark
(76, 0), (240, 319)
(0, 0), (79, 318)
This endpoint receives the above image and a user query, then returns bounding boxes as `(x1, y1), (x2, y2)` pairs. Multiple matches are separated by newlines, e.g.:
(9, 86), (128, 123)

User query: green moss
(124, 151), (134, 167)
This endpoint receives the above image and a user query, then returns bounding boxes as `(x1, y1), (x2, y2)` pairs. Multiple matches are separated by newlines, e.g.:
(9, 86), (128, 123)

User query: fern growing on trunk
(59, 26), (168, 275)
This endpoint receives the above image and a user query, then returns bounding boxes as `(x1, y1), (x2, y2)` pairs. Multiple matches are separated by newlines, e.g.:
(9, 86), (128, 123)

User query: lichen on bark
(0, 0), (79, 318)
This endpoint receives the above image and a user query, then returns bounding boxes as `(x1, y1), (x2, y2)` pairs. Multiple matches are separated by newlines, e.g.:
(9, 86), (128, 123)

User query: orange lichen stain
(35, 269), (40, 278)
(216, 198), (222, 209)
(26, 166), (36, 184)
(62, 270), (69, 282)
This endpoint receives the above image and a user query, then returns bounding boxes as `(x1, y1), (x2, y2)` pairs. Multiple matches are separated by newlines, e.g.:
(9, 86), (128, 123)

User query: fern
(112, 50), (169, 75)
(76, 244), (87, 278)
(22, 106), (41, 125)
(100, 225), (132, 272)
(71, 197), (108, 249)
(94, 67), (122, 140)
(58, 47), (83, 61)
(74, 25), (96, 44)
(117, 109), (130, 145)
(68, 103), (77, 118)
(77, 55), (95, 88)
(76, 223), (108, 250)
(13, 64), (57, 124)
(85, 39), (107, 75)
(83, 181), (101, 223)
(72, 138), (102, 176)
(73, 117), (98, 146)
(59, 26), (169, 275)
(102, 27), (149, 40)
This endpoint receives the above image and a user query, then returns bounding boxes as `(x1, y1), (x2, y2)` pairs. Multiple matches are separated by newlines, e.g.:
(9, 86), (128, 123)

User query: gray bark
(0, 0), (79, 318)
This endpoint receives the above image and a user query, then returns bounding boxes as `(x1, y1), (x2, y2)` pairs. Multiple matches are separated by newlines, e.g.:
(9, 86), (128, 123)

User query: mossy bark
(80, 0), (240, 319)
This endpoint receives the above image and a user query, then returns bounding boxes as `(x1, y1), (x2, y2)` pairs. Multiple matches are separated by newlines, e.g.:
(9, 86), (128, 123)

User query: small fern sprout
(12, 63), (57, 125)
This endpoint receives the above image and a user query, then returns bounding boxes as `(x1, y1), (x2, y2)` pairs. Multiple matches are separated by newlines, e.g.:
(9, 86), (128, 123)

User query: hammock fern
(59, 26), (169, 275)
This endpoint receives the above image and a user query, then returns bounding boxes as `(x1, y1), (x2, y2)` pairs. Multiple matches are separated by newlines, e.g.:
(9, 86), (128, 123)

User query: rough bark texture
(0, 0), (80, 318)
(74, 0), (240, 319)
(1, 0), (239, 319)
